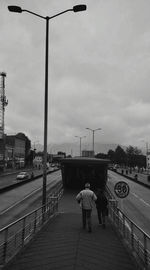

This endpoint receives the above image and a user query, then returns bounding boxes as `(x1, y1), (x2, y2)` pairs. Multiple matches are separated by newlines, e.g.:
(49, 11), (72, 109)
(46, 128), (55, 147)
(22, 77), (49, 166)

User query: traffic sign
(114, 181), (130, 198)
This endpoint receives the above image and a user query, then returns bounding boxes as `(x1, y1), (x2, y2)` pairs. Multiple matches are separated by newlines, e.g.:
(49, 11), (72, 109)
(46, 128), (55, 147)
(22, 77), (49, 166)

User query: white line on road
(132, 192), (138, 198)
(0, 186), (42, 215)
(0, 177), (60, 215)
(131, 192), (150, 207)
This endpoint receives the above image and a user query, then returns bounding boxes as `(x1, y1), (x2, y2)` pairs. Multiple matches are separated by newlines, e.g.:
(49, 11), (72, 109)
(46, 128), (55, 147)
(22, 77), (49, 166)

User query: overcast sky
(1, 0), (150, 152)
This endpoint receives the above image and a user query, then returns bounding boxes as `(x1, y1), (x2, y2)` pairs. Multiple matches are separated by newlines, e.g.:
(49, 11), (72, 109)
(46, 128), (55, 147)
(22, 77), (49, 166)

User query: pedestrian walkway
(3, 190), (138, 270)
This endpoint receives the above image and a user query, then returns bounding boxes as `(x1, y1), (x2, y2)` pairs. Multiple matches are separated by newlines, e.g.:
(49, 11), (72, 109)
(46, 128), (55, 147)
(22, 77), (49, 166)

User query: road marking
(132, 192), (138, 198)
(0, 186), (42, 215)
(0, 177), (61, 215)
(131, 192), (150, 207)
(139, 198), (150, 207)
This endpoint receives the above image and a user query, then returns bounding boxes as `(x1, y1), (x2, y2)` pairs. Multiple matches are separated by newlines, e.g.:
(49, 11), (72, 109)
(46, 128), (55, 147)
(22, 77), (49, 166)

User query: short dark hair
(85, 182), (90, 188)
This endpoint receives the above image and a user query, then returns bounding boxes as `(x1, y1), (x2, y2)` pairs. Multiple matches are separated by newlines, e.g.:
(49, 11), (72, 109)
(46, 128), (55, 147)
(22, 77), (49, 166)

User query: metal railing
(106, 186), (150, 270)
(0, 182), (63, 267)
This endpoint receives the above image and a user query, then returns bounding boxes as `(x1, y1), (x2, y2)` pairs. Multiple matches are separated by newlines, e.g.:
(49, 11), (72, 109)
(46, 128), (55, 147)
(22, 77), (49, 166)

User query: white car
(16, 171), (30, 181)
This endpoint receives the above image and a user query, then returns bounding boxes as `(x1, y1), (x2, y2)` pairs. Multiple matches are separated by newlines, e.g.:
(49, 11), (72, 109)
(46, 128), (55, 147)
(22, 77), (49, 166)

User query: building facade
(33, 156), (43, 169)
(5, 134), (26, 169)
(82, 150), (94, 158)
(147, 152), (150, 170)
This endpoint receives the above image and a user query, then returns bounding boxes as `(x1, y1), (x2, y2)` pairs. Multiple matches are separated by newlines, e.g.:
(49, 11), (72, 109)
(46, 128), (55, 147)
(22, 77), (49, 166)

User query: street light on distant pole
(75, 136), (86, 157)
(8, 4), (87, 208)
(86, 127), (102, 156)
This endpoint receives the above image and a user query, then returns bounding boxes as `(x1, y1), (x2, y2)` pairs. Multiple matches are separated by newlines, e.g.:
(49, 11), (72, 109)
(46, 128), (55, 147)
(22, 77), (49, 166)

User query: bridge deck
(4, 190), (137, 270)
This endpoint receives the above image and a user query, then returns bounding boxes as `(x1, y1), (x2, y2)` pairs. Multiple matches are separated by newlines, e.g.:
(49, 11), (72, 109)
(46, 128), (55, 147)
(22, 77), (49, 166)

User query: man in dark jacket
(95, 188), (108, 228)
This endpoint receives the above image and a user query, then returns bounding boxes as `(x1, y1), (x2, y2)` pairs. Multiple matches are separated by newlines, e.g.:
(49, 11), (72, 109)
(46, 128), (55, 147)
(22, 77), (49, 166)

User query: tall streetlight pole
(8, 4), (87, 208)
(75, 136), (86, 157)
(86, 127), (101, 156)
(142, 140), (149, 173)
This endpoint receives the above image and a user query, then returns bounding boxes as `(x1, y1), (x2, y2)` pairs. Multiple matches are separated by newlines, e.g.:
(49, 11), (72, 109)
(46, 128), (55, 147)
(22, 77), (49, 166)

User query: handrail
(0, 195), (60, 232)
(118, 207), (150, 240)
(0, 182), (63, 266)
(106, 185), (150, 269)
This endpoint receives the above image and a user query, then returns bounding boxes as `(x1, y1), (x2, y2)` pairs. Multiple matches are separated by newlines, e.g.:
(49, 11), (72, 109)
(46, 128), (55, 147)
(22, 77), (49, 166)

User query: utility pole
(0, 72), (8, 171)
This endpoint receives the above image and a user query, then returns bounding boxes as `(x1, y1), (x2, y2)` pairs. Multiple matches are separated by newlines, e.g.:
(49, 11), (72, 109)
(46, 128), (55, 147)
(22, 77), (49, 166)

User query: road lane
(0, 168), (56, 189)
(0, 171), (62, 228)
(0, 170), (61, 213)
(108, 170), (150, 236)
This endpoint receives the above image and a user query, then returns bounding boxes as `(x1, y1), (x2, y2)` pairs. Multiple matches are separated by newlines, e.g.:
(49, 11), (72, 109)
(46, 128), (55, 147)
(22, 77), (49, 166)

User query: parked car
(16, 171), (30, 181)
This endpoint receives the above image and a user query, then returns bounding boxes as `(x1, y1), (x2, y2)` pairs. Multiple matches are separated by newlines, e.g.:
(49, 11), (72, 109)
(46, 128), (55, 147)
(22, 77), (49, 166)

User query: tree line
(95, 145), (146, 168)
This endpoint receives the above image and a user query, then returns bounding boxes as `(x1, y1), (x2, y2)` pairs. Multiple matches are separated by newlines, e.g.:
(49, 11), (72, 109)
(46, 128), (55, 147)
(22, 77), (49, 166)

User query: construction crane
(0, 72), (8, 166)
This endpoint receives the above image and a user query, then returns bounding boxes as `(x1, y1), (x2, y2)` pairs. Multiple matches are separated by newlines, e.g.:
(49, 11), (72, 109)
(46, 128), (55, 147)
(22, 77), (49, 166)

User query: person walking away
(76, 183), (97, 233)
(95, 188), (108, 229)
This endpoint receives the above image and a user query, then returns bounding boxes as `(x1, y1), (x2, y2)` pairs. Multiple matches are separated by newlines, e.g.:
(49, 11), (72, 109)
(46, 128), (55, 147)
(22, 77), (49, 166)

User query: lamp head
(73, 5), (86, 12)
(8, 6), (22, 13)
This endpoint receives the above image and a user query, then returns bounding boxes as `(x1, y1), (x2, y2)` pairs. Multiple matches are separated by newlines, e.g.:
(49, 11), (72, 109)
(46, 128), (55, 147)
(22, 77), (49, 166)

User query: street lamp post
(145, 142), (148, 173)
(8, 4), (87, 208)
(86, 127), (101, 156)
(141, 140), (149, 173)
(75, 136), (86, 157)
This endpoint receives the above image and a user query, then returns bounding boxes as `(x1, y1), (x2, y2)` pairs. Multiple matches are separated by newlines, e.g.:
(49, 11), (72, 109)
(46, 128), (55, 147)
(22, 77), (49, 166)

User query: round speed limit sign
(114, 181), (130, 198)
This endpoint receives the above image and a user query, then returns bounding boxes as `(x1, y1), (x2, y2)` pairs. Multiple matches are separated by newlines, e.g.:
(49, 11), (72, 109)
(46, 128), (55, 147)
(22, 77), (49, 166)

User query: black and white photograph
(0, 1), (150, 269)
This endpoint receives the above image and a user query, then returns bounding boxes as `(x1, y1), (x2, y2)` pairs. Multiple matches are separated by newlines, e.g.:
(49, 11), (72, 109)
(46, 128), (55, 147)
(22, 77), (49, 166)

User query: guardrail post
(117, 208), (120, 229)
(144, 233), (148, 269)
(112, 205), (116, 225)
(123, 213), (125, 238)
(34, 210), (37, 233)
(56, 196), (58, 212)
(22, 217), (26, 247)
(137, 240), (140, 258)
(42, 205), (46, 223)
(3, 227), (8, 264)
(131, 222), (134, 249)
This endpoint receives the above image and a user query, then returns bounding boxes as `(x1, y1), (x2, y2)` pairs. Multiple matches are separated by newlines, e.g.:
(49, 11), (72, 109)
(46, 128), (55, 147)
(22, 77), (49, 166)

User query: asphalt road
(0, 170), (62, 229)
(1, 168), (150, 239)
(0, 167), (56, 189)
(108, 170), (150, 236)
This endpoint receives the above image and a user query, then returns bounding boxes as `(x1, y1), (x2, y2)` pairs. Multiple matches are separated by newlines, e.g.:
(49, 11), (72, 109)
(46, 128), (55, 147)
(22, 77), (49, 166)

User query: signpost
(114, 181), (130, 213)
(114, 181), (130, 198)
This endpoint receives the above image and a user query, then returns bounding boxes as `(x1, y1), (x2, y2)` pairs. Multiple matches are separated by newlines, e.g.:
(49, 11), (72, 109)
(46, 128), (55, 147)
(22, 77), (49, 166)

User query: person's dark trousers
(82, 209), (92, 232)
(97, 208), (105, 225)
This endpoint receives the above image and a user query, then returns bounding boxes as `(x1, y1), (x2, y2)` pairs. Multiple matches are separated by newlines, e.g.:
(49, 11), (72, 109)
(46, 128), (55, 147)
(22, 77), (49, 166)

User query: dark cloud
(1, 0), (150, 150)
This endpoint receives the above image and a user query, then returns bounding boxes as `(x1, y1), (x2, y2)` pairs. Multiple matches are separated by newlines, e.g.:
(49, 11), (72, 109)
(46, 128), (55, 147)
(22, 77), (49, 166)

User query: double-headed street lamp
(86, 127), (102, 156)
(75, 135), (86, 157)
(8, 4), (87, 207)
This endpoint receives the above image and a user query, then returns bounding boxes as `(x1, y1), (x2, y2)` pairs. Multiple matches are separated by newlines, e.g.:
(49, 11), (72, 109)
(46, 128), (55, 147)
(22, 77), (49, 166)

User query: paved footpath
(4, 190), (138, 270)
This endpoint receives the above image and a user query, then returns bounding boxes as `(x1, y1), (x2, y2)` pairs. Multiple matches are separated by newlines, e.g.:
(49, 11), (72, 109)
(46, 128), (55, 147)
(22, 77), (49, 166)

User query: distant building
(33, 156), (43, 169)
(0, 137), (5, 170)
(5, 134), (26, 168)
(1, 132), (31, 170)
(82, 150), (94, 158)
(52, 152), (66, 163)
(147, 151), (150, 170)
